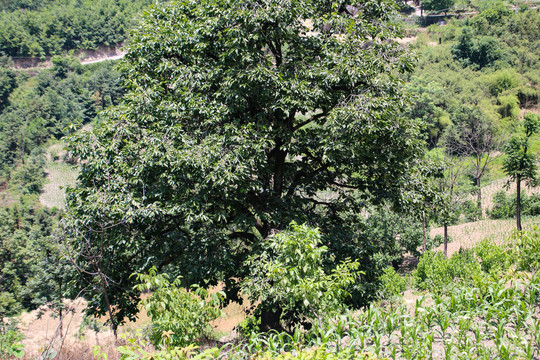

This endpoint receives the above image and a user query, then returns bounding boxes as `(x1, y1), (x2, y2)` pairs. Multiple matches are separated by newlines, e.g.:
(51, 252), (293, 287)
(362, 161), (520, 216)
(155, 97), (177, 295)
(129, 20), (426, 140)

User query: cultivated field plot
(39, 144), (77, 209)
(431, 217), (540, 256)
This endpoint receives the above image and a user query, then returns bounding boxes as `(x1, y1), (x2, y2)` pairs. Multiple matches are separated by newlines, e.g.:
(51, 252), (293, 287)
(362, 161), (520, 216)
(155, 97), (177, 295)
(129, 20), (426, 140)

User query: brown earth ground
(17, 292), (249, 360)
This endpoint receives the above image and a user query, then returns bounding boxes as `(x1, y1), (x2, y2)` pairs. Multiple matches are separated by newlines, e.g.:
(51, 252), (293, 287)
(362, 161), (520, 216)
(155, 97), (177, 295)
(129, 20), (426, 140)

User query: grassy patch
(39, 160), (77, 209)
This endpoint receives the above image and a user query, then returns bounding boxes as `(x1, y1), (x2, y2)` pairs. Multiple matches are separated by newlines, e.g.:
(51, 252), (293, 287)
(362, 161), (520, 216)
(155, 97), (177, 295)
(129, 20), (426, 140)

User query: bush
(489, 69), (521, 96)
(241, 222), (360, 331)
(474, 238), (512, 273)
(459, 199), (482, 222)
(379, 266), (409, 299)
(0, 321), (24, 359)
(497, 94), (521, 120)
(490, 190), (540, 219)
(452, 28), (505, 69)
(414, 249), (481, 293)
(426, 234), (452, 251)
(9, 152), (45, 195)
(512, 227), (540, 272)
(237, 314), (262, 339)
(489, 190), (513, 219)
(133, 268), (224, 348)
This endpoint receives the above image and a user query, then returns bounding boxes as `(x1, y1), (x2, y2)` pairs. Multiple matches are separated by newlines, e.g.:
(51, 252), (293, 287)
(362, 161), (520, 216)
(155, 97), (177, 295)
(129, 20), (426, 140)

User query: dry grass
(476, 177), (540, 213)
(430, 216), (540, 257)
(18, 289), (248, 360)
(19, 299), (116, 360)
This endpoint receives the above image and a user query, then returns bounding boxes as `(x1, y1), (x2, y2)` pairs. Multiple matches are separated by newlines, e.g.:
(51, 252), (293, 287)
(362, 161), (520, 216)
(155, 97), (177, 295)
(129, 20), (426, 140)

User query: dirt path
(11, 45), (126, 70)
(80, 52), (126, 65)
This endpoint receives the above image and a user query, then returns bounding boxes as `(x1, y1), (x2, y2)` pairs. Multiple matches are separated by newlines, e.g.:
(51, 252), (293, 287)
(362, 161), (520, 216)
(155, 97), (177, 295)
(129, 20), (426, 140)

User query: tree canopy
(65, 0), (425, 328)
(0, 0), (153, 57)
(422, 0), (454, 12)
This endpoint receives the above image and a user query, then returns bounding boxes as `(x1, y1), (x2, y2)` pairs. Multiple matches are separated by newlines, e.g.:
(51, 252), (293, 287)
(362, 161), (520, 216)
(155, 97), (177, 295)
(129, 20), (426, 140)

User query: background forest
(0, 0), (539, 359)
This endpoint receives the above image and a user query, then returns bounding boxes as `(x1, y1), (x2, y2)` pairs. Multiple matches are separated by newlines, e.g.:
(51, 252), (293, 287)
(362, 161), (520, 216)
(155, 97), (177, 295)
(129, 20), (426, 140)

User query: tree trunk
(59, 307), (63, 340)
(422, 212), (427, 253)
(98, 272), (118, 341)
(516, 177), (522, 231)
(443, 223), (448, 257)
(260, 308), (282, 331)
(273, 148), (286, 196)
(476, 176), (482, 210)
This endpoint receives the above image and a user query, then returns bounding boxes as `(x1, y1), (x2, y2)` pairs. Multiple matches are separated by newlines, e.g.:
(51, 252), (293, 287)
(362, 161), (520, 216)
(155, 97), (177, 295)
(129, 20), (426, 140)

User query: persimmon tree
(65, 0), (425, 329)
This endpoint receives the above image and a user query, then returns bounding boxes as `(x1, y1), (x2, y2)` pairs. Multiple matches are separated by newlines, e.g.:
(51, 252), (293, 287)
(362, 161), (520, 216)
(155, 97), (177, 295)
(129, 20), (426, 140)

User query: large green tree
(65, 0), (425, 330)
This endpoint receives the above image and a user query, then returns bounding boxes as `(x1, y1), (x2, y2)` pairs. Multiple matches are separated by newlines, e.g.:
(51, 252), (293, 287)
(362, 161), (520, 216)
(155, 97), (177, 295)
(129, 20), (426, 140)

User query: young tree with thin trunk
(442, 105), (499, 212)
(503, 113), (540, 231)
(435, 155), (465, 257)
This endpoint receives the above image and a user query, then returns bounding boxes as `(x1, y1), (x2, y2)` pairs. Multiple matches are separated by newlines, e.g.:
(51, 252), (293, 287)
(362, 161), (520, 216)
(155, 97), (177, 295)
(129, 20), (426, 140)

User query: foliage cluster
(0, 0), (153, 57)
(451, 27), (505, 69)
(0, 57), (124, 178)
(413, 229), (540, 295)
(133, 267), (224, 349)
(490, 190), (540, 219)
(0, 321), (24, 359)
(0, 201), (70, 317)
(241, 222), (360, 331)
(414, 249), (481, 292)
(106, 257), (540, 359)
(513, 226), (540, 272)
(378, 266), (409, 299)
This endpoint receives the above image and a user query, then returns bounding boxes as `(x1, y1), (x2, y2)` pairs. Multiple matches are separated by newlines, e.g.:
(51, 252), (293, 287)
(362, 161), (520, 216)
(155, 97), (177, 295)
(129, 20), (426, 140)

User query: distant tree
(27, 230), (75, 341)
(0, 204), (59, 317)
(452, 28), (504, 69)
(442, 105), (499, 210)
(0, 58), (16, 112)
(503, 113), (540, 231)
(422, 0), (454, 12)
(405, 79), (450, 147)
(433, 155), (465, 257)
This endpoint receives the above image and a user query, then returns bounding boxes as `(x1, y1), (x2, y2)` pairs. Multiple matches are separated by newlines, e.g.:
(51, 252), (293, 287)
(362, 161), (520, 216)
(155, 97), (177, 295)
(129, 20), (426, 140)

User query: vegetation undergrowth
(97, 227), (540, 360)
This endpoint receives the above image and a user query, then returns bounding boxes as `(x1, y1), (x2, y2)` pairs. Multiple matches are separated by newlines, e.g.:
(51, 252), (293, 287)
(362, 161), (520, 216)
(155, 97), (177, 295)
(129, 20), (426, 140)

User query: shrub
(133, 268), (224, 348)
(379, 266), (409, 299)
(489, 190), (513, 219)
(490, 191), (540, 219)
(497, 94), (520, 120)
(459, 199), (482, 222)
(512, 227), (540, 272)
(241, 222), (360, 331)
(0, 321), (24, 359)
(414, 249), (481, 293)
(452, 28), (505, 69)
(489, 69), (521, 96)
(426, 234), (452, 251)
(474, 238), (512, 273)
(236, 314), (261, 339)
